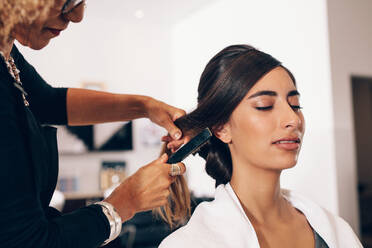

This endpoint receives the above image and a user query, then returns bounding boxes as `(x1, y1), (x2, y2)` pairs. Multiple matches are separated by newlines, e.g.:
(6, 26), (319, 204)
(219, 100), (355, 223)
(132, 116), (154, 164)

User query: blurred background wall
(327, 0), (372, 235)
(17, 0), (372, 237)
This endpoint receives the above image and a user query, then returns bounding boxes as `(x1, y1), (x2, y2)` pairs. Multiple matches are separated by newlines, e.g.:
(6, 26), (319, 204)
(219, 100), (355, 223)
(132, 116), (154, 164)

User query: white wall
(17, 1), (177, 195)
(171, 0), (340, 218)
(18, 3), (174, 100)
(327, 0), (372, 233)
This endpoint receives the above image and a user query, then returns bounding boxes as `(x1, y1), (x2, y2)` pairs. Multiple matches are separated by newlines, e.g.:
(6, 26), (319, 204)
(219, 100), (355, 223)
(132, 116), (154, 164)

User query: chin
(284, 161), (297, 170)
(271, 156), (298, 170)
(281, 158), (298, 170)
(29, 39), (51, 50)
(31, 42), (50, 50)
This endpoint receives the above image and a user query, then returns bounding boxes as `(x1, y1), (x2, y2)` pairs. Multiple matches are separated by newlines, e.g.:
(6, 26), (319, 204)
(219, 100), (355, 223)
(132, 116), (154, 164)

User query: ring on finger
(169, 163), (181, 177)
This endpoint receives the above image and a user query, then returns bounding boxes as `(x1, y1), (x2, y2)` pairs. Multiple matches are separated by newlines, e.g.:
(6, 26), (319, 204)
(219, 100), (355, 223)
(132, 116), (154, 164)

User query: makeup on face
(272, 136), (301, 151)
(246, 89), (303, 151)
(221, 67), (305, 171)
(248, 90), (302, 112)
(47, 28), (62, 36)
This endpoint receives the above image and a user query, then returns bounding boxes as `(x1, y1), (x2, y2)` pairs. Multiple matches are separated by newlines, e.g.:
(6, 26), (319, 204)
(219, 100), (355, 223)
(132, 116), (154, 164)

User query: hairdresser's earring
(222, 137), (232, 144)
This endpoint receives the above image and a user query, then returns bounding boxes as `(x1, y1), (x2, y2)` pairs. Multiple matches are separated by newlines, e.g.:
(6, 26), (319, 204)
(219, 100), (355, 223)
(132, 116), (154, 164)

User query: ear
(214, 123), (232, 144)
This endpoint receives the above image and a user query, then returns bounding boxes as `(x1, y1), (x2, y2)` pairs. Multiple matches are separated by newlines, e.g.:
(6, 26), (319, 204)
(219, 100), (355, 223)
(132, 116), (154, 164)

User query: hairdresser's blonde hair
(0, 0), (54, 47)
(153, 125), (208, 228)
(153, 143), (192, 229)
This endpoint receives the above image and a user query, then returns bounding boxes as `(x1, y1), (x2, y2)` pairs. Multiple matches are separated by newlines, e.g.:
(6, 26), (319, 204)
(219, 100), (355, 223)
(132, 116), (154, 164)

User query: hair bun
(197, 136), (232, 186)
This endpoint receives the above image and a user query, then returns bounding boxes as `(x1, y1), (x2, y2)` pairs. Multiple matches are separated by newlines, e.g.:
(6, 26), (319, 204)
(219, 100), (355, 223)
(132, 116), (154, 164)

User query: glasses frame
(62, 0), (85, 14)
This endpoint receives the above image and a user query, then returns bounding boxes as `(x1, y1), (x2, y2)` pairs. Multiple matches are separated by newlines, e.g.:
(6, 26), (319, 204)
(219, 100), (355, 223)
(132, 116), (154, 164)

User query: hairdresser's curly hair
(0, 0), (54, 47)
(154, 44), (297, 228)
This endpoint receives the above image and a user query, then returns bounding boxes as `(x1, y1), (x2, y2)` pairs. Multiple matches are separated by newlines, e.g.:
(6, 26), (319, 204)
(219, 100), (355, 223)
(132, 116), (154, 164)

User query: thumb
(162, 117), (182, 140)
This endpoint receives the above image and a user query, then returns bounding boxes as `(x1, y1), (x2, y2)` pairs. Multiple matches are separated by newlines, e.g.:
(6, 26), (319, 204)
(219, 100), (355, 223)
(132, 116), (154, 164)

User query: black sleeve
(11, 46), (68, 125)
(0, 73), (110, 247)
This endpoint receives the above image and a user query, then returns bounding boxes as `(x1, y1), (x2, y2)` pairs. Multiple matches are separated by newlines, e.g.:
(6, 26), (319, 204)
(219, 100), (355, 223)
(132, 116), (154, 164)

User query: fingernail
(174, 132), (181, 140)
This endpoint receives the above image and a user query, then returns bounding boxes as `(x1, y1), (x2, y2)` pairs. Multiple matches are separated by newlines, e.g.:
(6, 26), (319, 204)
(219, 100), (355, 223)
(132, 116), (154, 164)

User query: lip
(272, 137), (301, 151)
(46, 28), (63, 36)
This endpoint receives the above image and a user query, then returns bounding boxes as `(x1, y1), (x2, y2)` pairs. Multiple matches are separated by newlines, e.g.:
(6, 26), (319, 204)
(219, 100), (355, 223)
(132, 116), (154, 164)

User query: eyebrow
(247, 90), (300, 99)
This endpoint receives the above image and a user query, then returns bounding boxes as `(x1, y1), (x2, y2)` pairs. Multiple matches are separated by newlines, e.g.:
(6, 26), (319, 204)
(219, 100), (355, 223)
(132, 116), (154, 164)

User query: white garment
(159, 183), (362, 248)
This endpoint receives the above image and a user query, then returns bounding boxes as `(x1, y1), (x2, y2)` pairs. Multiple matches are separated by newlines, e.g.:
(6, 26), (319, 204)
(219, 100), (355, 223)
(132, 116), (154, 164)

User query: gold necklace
(0, 52), (29, 106)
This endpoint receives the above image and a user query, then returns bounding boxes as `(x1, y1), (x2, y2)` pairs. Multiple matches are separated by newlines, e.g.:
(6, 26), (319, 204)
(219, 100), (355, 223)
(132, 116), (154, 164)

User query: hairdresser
(0, 0), (186, 247)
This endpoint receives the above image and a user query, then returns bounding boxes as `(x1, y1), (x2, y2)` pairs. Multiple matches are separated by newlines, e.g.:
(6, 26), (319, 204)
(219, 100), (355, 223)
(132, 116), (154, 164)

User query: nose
(63, 1), (85, 23)
(280, 103), (302, 130)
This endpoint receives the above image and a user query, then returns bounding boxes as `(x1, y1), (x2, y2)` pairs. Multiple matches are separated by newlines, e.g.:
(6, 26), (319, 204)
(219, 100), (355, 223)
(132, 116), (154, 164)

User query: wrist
(94, 201), (122, 246)
(140, 95), (153, 118)
(104, 194), (135, 222)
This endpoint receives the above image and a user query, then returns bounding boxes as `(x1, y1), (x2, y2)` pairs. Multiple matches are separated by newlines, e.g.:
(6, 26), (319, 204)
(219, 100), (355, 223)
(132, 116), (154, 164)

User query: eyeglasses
(62, 0), (85, 14)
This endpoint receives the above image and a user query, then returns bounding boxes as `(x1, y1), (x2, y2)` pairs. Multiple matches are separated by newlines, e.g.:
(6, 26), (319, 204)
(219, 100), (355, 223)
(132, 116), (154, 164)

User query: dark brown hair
(154, 44), (295, 227)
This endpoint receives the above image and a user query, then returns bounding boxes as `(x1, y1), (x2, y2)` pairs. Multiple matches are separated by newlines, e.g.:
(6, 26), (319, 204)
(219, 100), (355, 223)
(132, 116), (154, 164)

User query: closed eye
(256, 105), (303, 111)
(291, 105), (303, 111)
(255, 106), (273, 111)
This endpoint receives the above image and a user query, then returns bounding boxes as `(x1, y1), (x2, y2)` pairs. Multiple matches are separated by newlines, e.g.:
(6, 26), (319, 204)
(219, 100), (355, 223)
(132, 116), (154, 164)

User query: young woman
(0, 0), (185, 247)
(157, 45), (362, 248)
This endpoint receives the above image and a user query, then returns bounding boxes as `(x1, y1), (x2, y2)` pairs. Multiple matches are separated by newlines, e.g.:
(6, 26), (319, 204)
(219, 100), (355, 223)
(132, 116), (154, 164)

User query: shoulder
(0, 59), (12, 92)
(159, 200), (218, 248)
(282, 189), (351, 228)
(320, 206), (363, 247)
(0, 68), (18, 110)
(11, 45), (42, 84)
(282, 189), (362, 247)
(10, 45), (26, 66)
(159, 184), (258, 248)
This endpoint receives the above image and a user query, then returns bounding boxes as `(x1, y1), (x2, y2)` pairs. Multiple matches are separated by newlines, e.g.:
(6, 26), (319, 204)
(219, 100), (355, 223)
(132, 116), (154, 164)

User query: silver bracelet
(94, 201), (122, 246)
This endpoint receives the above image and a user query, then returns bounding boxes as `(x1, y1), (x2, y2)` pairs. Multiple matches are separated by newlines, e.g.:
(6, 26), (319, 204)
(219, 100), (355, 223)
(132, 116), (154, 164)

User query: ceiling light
(134, 9), (144, 19)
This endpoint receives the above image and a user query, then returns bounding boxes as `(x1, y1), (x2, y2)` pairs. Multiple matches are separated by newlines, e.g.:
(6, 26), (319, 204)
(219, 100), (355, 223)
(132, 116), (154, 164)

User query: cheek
(27, 25), (52, 50)
(230, 110), (274, 154)
(14, 28), (31, 46)
(300, 112), (306, 135)
(15, 23), (44, 46)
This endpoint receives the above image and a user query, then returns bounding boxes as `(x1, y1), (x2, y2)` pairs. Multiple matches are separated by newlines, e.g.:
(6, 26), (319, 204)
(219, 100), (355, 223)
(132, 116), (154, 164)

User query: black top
(314, 230), (329, 248)
(0, 46), (110, 248)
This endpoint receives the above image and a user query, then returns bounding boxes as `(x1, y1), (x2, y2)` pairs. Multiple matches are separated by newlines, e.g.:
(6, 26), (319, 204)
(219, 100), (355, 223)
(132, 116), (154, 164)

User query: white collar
(224, 183), (357, 248)
(160, 183), (361, 248)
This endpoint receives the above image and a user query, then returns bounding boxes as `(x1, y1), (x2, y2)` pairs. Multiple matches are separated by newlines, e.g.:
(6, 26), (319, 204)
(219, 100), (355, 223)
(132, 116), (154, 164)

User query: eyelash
(255, 105), (303, 111)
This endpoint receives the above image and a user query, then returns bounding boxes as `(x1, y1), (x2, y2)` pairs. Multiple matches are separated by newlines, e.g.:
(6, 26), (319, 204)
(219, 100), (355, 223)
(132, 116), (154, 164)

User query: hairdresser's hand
(162, 134), (191, 153)
(104, 154), (186, 222)
(144, 97), (186, 140)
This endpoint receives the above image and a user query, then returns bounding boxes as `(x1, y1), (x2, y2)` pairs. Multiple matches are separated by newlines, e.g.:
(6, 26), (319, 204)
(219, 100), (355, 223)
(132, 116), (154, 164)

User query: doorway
(351, 76), (372, 247)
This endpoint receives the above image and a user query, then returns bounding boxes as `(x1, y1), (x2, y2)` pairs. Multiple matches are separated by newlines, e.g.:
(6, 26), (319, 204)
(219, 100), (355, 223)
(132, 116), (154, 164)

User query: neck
(0, 38), (15, 60)
(230, 160), (289, 224)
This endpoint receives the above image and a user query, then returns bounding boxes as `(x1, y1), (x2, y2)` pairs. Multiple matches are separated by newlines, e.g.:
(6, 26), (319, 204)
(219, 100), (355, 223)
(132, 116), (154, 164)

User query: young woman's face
(218, 66), (305, 171)
(12, 0), (85, 50)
